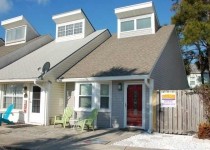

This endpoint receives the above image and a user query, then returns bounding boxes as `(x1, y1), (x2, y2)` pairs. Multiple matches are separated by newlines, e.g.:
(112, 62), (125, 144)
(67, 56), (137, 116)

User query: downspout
(144, 78), (154, 133)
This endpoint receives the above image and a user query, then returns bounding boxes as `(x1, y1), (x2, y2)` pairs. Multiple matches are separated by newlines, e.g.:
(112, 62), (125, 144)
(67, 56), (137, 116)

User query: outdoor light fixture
(118, 83), (122, 91)
(23, 86), (28, 98)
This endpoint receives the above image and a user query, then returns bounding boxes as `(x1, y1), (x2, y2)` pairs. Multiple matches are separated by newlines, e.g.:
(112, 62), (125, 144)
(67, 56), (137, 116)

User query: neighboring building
(0, 16), (53, 69)
(188, 64), (209, 88)
(58, 1), (188, 132)
(0, 1), (188, 132)
(0, 10), (110, 125)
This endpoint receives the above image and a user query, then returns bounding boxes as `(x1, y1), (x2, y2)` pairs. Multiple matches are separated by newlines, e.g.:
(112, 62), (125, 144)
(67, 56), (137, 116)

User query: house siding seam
(150, 29), (188, 90)
(111, 81), (124, 128)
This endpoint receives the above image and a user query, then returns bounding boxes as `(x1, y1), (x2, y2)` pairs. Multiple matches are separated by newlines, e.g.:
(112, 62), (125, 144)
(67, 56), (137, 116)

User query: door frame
(28, 85), (43, 125)
(124, 81), (146, 129)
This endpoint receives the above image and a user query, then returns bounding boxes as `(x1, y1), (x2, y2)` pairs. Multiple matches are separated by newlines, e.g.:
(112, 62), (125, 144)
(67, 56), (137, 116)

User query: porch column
(148, 79), (154, 133)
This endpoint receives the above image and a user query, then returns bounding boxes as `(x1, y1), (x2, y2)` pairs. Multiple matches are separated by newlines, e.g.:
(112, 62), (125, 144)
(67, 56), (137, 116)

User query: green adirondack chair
(54, 107), (73, 128)
(75, 109), (98, 132)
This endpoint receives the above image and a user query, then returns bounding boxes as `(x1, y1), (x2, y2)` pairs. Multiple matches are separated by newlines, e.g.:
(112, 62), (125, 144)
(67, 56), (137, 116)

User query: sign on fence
(161, 92), (176, 107)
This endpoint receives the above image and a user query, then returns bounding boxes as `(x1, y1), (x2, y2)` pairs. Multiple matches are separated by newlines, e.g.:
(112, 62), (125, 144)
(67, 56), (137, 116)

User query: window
(79, 84), (92, 108)
(57, 22), (83, 38)
(137, 17), (151, 29)
(190, 81), (195, 86)
(100, 84), (109, 109)
(74, 22), (83, 34)
(6, 26), (26, 43)
(58, 26), (65, 37)
(121, 20), (134, 32)
(3, 84), (23, 109)
(32, 86), (41, 113)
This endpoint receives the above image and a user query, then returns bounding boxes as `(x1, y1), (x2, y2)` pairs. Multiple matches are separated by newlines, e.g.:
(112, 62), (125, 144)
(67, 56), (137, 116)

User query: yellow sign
(161, 92), (176, 107)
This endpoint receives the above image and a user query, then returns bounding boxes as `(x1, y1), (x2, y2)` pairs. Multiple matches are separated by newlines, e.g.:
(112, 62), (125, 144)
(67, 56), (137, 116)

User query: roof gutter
(58, 75), (150, 82)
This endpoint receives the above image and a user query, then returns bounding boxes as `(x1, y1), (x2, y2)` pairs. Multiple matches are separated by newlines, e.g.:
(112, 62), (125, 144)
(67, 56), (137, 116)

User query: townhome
(58, 1), (188, 132)
(0, 10), (110, 125)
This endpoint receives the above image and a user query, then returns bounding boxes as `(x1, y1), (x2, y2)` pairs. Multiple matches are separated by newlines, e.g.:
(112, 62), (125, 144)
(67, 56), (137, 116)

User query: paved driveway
(0, 125), (142, 150)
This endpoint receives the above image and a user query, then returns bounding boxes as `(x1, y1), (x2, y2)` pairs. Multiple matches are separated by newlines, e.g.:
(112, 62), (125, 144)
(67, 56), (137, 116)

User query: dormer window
(137, 17), (151, 29)
(52, 9), (95, 42)
(120, 16), (151, 33)
(121, 20), (134, 32)
(115, 1), (159, 38)
(57, 22), (83, 38)
(6, 26), (26, 44)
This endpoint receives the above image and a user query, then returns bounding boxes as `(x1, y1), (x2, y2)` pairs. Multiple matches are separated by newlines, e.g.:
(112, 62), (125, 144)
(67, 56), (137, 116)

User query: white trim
(59, 75), (149, 82)
(55, 19), (85, 42)
(115, 1), (153, 14)
(74, 81), (112, 112)
(0, 79), (37, 83)
(148, 79), (154, 133)
(52, 9), (82, 20)
(5, 25), (27, 46)
(1, 16), (24, 26)
(124, 81), (146, 129)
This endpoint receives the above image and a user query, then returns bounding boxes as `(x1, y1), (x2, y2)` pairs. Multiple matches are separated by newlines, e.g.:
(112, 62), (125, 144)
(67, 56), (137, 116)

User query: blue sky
(0, 0), (174, 39)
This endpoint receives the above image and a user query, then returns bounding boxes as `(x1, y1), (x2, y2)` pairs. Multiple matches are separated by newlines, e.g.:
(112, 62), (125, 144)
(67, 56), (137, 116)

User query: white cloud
(36, 0), (50, 5)
(0, 0), (13, 14)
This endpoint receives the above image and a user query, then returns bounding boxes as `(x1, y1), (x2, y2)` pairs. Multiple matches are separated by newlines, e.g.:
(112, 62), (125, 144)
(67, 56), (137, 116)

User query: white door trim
(124, 81), (146, 129)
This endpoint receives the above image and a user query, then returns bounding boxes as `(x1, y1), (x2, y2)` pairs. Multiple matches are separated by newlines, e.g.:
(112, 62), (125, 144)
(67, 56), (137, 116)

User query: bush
(198, 122), (210, 139)
(195, 84), (210, 123)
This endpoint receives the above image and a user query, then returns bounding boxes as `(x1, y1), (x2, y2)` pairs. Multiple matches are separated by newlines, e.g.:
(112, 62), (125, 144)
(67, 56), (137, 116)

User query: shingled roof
(60, 25), (175, 79)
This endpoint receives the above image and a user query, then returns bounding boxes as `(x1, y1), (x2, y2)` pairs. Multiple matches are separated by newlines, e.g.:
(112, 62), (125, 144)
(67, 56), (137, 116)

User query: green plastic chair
(76, 109), (98, 132)
(54, 107), (73, 128)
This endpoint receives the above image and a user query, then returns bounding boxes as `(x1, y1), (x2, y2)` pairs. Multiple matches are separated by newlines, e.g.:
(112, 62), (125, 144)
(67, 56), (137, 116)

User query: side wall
(151, 29), (189, 90)
(48, 82), (65, 122)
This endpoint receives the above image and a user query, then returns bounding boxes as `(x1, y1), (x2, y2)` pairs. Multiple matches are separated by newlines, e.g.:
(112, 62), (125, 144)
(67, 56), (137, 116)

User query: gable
(150, 28), (189, 90)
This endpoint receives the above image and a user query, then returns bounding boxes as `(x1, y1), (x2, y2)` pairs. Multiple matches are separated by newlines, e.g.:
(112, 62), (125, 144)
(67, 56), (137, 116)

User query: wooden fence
(156, 90), (204, 134)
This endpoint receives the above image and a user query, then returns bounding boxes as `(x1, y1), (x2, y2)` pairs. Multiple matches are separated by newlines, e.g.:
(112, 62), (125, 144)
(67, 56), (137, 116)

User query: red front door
(127, 85), (142, 127)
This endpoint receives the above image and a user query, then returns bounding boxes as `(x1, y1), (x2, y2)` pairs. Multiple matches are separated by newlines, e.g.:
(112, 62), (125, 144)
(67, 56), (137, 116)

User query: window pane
(66, 24), (74, 36)
(100, 84), (109, 96)
(79, 96), (91, 108)
(190, 81), (195, 85)
(58, 26), (65, 37)
(100, 97), (109, 109)
(6, 26), (25, 42)
(74, 22), (82, 34)
(32, 86), (41, 113)
(137, 17), (151, 29)
(3, 97), (12, 108)
(14, 97), (23, 109)
(80, 84), (92, 95)
(121, 20), (134, 32)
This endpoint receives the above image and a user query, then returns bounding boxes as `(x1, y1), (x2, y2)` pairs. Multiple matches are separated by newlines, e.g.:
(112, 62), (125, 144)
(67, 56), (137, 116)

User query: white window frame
(5, 25), (27, 45)
(119, 14), (152, 33)
(1, 84), (24, 110)
(75, 82), (112, 112)
(56, 19), (84, 40)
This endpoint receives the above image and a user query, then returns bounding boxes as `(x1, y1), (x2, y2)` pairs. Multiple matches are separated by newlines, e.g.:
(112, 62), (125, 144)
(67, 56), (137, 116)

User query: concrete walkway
(0, 125), (145, 150)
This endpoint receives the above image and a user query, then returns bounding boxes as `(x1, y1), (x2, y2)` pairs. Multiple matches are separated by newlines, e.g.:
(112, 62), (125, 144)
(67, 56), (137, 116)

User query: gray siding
(26, 26), (39, 42)
(75, 111), (110, 128)
(97, 112), (110, 128)
(111, 81), (124, 128)
(151, 29), (189, 90)
(0, 35), (52, 69)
